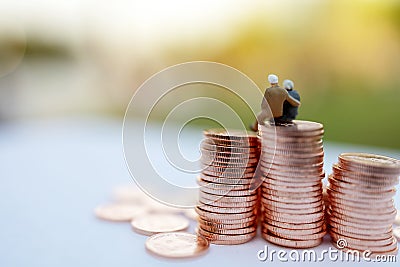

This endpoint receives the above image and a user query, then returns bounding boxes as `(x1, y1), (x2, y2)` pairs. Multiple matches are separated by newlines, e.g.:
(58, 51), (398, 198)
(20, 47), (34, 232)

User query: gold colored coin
(145, 232), (209, 258)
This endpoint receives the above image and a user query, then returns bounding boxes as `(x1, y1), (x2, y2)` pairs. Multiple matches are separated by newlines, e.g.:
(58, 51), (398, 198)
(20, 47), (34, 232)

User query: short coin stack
(259, 120), (326, 248)
(327, 153), (400, 256)
(196, 129), (260, 245)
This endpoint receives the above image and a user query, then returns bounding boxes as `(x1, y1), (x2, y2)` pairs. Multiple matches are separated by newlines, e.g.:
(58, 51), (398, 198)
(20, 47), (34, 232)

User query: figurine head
(268, 74), (279, 85)
(283, 79), (294, 90)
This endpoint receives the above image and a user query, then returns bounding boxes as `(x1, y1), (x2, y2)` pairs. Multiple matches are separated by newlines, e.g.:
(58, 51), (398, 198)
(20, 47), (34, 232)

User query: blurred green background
(0, 0), (399, 149)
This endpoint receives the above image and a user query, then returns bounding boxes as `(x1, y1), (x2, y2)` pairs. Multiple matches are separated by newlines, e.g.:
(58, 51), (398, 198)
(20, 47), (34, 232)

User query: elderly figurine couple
(251, 74), (301, 131)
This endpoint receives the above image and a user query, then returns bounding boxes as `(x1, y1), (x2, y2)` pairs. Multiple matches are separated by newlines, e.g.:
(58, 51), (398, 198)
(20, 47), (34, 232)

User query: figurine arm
(286, 94), (300, 107)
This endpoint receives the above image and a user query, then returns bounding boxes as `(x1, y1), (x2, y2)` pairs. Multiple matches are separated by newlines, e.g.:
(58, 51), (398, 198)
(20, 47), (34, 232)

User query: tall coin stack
(196, 129), (260, 245)
(259, 120), (326, 248)
(327, 153), (400, 256)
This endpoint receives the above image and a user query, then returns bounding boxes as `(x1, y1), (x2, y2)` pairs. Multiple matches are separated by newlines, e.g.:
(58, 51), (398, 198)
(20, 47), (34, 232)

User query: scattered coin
(131, 214), (189, 236)
(145, 232), (209, 258)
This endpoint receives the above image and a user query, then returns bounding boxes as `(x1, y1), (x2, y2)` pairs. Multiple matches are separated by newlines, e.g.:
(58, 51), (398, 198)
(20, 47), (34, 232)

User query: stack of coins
(327, 153), (400, 256)
(259, 120), (326, 248)
(196, 129), (260, 245)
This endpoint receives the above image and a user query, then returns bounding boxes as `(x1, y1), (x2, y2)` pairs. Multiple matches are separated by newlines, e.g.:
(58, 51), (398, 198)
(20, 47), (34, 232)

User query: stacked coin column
(196, 129), (260, 245)
(259, 120), (326, 248)
(327, 153), (400, 256)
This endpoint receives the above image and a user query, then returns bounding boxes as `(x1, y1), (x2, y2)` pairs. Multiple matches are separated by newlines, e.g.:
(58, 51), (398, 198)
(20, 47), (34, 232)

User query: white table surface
(1, 117), (399, 267)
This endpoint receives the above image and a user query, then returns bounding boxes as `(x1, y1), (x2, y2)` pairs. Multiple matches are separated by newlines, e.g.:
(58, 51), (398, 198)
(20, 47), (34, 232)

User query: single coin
(198, 224), (256, 235)
(327, 183), (396, 199)
(201, 142), (259, 153)
(195, 206), (256, 220)
(329, 226), (393, 241)
(198, 215), (257, 225)
(328, 175), (395, 192)
(262, 177), (321, 188)
(95, 203), (148, 222)
(200, 186), (257, 197)
(197, 227), (256, 241)
(263, 218), (325, 230)
(328, 208), (394, 226)
(197, 203), (254, 214)
(131, 214), (189, 236)
(329, 205), (397, 221)
(261, 198), (322, 210)
(338, 153), (400, 173)
(263, 212), (324, 224)
(263, 228), (327, 241)
(262, 183), (322, 193)
(145, 232), (209, 258)
(200, 175), (255, 185)
(262, 193), (322, 204)
(262, 221), (326, 236)
(264, 203), (324, 214)
(328, 200), (396, 215)
(260, 120), (324, 133)
(198, 198), (257, 208)
(328, 220), (392, 236)
(263, 208), (324, 221)
(261, 231), (323, 248)
(197, 178), (252, 191)
(198, 191), (258, 202)
(327, 213), (392, 230)
(203, 128), (258, 140)
(199, 219), (255, 229)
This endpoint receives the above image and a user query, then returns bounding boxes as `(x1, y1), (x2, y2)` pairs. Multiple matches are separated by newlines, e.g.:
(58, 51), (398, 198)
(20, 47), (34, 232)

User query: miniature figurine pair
(251, 74), (301, 131)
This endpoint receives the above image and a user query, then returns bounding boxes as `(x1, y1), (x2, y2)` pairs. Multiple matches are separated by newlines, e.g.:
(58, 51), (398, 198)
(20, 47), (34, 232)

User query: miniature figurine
(251, 74), (300, 131)
(281, 79), (300, 122)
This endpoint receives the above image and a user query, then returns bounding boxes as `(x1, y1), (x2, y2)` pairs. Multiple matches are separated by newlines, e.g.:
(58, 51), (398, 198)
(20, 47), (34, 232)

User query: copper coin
(198, 224), (256, 235)
(200, 186), (257, 197)
(200, 175), (256, 185)
(195, 207), (256, 220)
(263, 218), (325, 230)
(331, 236), (398, 254)
(262, 182), (322, 193)
(329, 231), (395, 247)
(262, 173), (325, 183)
(199, 220), (255, 230)
(261, 187), (322, 198)
(333, 164), (399, 182)
(327, 183), (396, 199)
(338, 153), (400, 174)
(145, 232), (209, 258)
(329, 205), (397, 221)
(131, 214), (189, 236)
(328, 200), (396, 215)
(262, 198), (322, 210)
(264, 203), (324, 214)
(197, 178), (252, 191)
(261, 231), (323, 248)
(328, 208), (394, 226)
(198, 199), (257, 208)
(261, 135), (322, 143)
(197, 203), (255, 214)
(262, 193), (322, 204)
(328, 194), (394, 209)
(328, 220), (392, 236)
(329, 226), (393, 241)
(203, 128), (258, 140)
(262, 177), (322, 187)
(328, 175), (395, 192)
(263, 227), (327, 241)
(95, 203), (148, 222)
(263, 212), (324, 224)
(327, 213), (392, 230)
(201, 142), (259, 153)
(197, 227), (256, 242)
(262, 221), (326, 236)
(260, 120), (324, 133)
(198, 214), (257, 225)
(326, 187), (394, 202)
(198, 191), (258, 202)
(201, 149), (259, 158)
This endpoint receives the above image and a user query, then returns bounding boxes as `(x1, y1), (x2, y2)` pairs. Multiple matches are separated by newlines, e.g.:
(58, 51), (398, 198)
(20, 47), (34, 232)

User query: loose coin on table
(145, 232), (209, 258)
